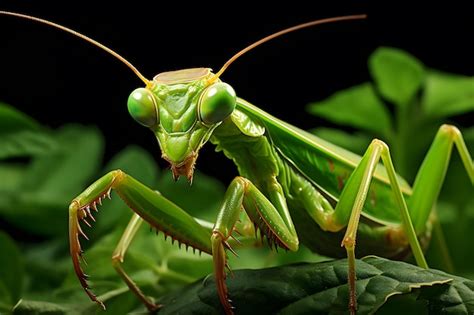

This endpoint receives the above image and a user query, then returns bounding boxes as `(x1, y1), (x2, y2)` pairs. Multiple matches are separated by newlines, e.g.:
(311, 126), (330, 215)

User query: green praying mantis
(1, 11), (473, 315)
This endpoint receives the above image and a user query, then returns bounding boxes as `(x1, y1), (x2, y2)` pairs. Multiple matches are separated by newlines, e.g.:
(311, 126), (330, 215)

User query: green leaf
(0, 282), (11, 313)
(0, 103), (40, 133)
(20, 124), (104, 198)
(0, 130), (57, 159)
(0, 164), (26, 193)
(13, 289), (138, 315)
(307, 83), (392, 137)
(156, 256), (461, 314)
(0, 231), (24, 307)
(369, 47), (425, 107)
(419, 271), (474, 314)
(376, 293), (428, 315)
(12, 300), (72, 315)
(0, 125), (104, 236)
(422, 70), (474, 117)
(0, 103), (55, 159)
(23, 240), (72, 295)
(310, 127), (372, 155)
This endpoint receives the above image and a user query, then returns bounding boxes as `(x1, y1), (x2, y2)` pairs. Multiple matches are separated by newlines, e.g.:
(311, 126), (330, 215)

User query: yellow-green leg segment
(333, 139), (426, 314)
(331, 124), (472, 314)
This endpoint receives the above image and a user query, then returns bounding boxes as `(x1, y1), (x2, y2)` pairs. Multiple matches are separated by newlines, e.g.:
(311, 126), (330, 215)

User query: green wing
(236, 98), (412, 225)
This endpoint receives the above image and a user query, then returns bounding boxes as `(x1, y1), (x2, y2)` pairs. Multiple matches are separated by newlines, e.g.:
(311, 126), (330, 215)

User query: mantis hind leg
(68, 170), (213, 310)
(332, 125), (473, 314)
(332, 139), (428, 314)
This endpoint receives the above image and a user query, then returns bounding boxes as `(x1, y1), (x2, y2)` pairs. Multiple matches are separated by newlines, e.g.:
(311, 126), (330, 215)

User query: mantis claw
(229, 233), (242, 244)
(211, 231), (234, 315)
(82, 218), (92, 228)
(91, 202), (98, 212)
(223, 240), (239, 257)
(69, 184), (114, 310)
(88, 212), (96, 222)
(76, 222), (89, 240)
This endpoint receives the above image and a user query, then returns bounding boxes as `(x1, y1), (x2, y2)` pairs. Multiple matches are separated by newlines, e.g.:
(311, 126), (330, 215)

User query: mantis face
(127, 68), (236, 181)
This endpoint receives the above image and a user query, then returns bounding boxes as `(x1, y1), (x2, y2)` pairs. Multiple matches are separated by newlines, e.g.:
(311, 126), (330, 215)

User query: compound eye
(127, 88), (158, 127)
(198, 83), (236, 125)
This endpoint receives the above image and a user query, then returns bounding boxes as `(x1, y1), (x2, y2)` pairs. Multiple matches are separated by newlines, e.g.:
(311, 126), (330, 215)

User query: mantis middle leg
(211, 176), (300, 314)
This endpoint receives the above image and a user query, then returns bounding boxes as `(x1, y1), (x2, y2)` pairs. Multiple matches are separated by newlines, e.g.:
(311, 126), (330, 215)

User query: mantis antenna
(209, 14), (367, 84)
(1, 11), (365, 87)
(0, 11), (151, 86)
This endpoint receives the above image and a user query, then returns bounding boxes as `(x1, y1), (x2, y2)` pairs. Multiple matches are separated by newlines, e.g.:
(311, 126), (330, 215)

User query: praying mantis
(1, 11), (473, 315)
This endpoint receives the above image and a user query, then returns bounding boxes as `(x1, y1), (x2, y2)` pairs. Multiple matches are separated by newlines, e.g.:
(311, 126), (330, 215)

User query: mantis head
(127, 68), (236, 181)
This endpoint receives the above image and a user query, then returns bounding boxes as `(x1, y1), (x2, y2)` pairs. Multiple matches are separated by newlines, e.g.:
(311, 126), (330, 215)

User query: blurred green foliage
(0, 47), (472, 314)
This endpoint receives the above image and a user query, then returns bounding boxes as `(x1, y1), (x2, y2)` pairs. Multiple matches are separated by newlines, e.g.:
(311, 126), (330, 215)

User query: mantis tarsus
(1, 11), (473, 315)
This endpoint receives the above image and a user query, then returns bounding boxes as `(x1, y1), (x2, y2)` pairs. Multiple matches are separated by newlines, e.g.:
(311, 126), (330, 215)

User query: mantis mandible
(1, 11), (473, 315)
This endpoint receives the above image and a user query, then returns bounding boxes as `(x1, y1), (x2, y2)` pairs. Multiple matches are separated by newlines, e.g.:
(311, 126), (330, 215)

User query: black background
(1, 2), (473, 183)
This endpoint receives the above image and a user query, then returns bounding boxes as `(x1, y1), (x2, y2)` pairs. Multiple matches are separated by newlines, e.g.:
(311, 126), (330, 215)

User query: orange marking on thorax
(337, 175), (345, 191)
(328, 159), (335, 172)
